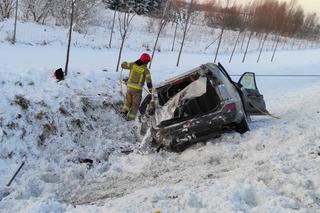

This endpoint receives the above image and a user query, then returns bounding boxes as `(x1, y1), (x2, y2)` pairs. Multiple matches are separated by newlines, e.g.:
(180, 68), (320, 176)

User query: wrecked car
(139, 63), (268, 152)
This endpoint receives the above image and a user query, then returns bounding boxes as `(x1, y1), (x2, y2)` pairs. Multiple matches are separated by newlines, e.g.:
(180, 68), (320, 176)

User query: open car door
(238, 72), (268, 115)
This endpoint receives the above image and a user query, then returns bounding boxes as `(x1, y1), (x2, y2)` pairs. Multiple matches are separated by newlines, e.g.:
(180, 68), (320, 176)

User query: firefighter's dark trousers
(123, 87), (142, 120)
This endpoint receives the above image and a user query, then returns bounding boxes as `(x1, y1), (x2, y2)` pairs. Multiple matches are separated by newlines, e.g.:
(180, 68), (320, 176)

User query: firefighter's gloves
(123, 77), (129, 85)
(121, 62), (128, 69)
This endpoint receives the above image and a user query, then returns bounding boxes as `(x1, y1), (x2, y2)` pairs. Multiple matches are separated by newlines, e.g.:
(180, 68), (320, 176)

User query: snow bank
(0, 18), (320, 212)
(1, 11), (308, 56)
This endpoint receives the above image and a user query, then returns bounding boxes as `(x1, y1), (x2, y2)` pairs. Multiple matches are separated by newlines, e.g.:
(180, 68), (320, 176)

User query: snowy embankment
(0, 16), (301, 56)
(0, 42), (319, 212)
(0, 16), (320, 212)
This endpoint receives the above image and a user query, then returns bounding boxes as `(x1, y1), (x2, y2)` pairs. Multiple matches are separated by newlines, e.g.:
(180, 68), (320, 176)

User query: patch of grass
(35, 112), (46, 120)
(20, 128), (26, 139)
(71, 119), (83, 129)
(36, 100), (49, 108)
(38, 123), (57, 146)
(81, 97), (95, 113)
(6, 122), (18, 130)
(14, 95), (30, 110)
(59, 106), (71, 116)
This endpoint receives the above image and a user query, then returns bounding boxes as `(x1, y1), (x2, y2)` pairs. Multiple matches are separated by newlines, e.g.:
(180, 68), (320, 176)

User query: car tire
(235, 116), (250, 134)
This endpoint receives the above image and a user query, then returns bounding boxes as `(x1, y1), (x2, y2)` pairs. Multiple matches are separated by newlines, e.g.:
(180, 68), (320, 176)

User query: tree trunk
(271, 36), (280, 62)
(257, 33), (264, 51)
(108, 9), (117, 48)
(64, 0), (75, 77)
(242, 31), (253, 63)
(12, 0), (18, 44)
(271, 34), (277, 51)
(298, 41), (302, 49)
(229, 31), (241, 63)
(214, 27), (224, 63)
(257, 33), (268, 63)
(176, 0), (194, 67)
(116, 31), (127, 72)
(204, 34), (220, 51)
(171, 21), (178, 51)
(149, 22), (165, 69)
(240, 31), (247, 52)
(291, 38), (295, 50)
(282, 38), (287, 50)
(149, 0), (170, 68)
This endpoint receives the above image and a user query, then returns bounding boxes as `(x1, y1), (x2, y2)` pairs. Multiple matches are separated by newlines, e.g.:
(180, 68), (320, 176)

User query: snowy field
(1, 18), (320, 212)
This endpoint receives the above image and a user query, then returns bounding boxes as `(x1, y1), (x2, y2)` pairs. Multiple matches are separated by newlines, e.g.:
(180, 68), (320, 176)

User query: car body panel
(140, 63), (268, 151)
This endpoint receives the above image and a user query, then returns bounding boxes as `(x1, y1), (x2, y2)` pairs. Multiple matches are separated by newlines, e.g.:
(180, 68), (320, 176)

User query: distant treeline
(1, 0), (319, 40)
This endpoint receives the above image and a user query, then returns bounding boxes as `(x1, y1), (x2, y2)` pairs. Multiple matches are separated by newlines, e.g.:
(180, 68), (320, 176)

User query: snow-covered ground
(0, 17), (320, 212)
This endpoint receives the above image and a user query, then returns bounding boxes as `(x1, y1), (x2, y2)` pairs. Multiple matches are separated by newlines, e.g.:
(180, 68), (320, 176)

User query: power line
(230, 74), (320, 77)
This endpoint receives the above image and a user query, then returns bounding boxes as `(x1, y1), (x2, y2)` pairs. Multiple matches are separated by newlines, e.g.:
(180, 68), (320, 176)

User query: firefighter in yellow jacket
(121, 53), (153, 121)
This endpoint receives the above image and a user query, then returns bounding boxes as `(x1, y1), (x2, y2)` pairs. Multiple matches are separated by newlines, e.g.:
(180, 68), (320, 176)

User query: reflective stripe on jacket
(121, 62), (152, 90)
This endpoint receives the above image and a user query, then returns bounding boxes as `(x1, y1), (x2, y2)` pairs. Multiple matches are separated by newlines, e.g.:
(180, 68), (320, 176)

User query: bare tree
(12, 0), (17, 44)
(169, 0), (185, 52)
(271, 36), (280, 62)
(215, 6), (243, 62)
(116, 11), (135, 72)
(21, 0), (53, 24)
(214, 27), (223, 63)
(176, 0), (194, 67)
(64, 0), (75, 77)
(229, 30), (241, 63)
(149, 0), (172, 68)
(240, 31), (246, 51)
(0, 0), (15, 19)
(171, 20), (178, 51)
(242, 31), (253, 63)
(52, 0), (97, 32)
(109, 8), (117, 48)
(256, 33), (268, 63)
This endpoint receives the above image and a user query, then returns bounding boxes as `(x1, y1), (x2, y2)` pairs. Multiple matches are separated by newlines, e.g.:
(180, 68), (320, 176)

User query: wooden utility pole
(65, 0), (75, 77)
(12, 0), (18, 44)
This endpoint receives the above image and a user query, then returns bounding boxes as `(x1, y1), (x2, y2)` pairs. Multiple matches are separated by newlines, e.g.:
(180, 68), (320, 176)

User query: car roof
(155, 63), (219, 89)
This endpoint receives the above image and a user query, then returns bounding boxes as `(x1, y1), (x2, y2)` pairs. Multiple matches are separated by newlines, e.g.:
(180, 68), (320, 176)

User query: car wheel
(235, 116), (250, 134)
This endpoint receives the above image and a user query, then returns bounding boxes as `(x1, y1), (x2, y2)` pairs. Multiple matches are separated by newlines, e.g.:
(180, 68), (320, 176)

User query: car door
(238, 72), (267, 115)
